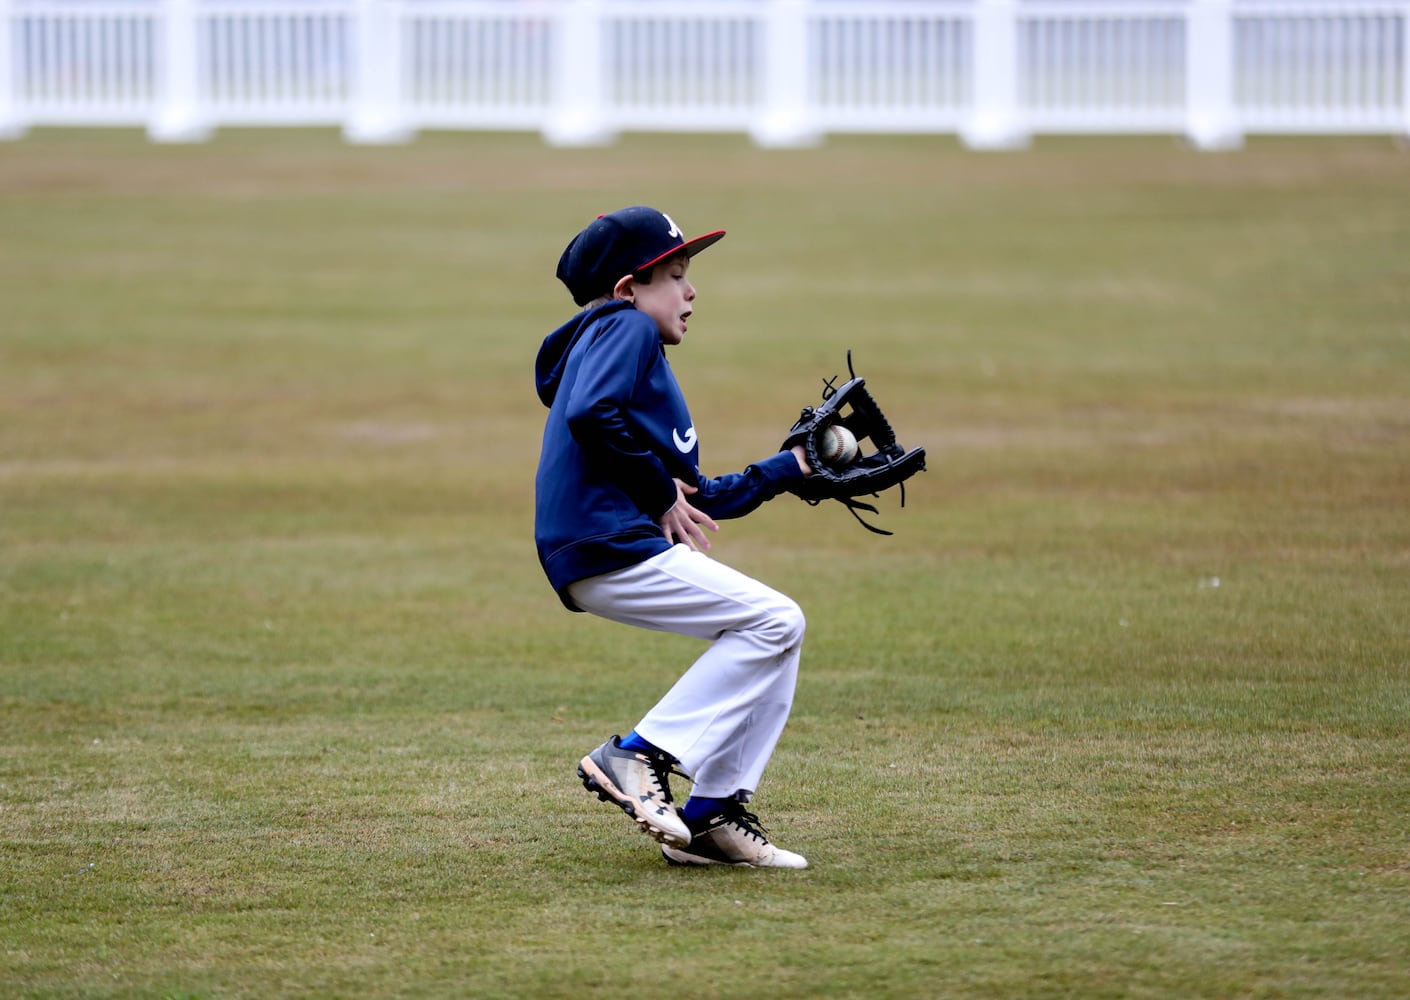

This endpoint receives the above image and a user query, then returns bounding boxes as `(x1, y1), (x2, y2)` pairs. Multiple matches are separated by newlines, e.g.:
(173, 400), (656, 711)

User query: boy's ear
(612, 274), (635, 302)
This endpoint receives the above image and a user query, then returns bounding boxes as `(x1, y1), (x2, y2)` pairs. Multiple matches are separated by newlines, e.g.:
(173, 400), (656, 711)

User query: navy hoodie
(534, 301), (804, 610)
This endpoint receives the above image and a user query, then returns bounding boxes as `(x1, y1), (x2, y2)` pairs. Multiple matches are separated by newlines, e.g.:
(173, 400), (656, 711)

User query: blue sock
(617, 731), (656, 754)
(682, 796), (729, 825)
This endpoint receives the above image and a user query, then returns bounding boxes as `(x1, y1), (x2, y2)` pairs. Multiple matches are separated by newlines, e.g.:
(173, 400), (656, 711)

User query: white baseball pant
(567, 544), (805, 800)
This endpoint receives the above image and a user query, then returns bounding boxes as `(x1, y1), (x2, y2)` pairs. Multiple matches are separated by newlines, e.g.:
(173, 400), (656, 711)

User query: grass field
(2, 129), (1408, 999)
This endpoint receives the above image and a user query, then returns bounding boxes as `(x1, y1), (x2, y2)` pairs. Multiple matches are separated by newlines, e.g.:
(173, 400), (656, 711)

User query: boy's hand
(791, 444), (813, 477)
(660, 479), (719, 551)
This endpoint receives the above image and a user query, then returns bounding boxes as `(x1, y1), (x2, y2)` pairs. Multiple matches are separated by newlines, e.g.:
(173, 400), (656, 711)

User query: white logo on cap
(661, 212), (683, 240)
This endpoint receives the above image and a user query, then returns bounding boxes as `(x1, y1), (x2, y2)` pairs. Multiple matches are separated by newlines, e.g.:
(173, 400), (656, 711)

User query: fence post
(345, 0), (413, 143)
(1401, 2), (1410, 144)
(750, 0), (820, 147)
(149, 0), (211, 141)
(544, 0), (615, 146)
(0, 0), (25, 139)
(962, 0), (1028, 150)
(1185, 0), (1242, 150)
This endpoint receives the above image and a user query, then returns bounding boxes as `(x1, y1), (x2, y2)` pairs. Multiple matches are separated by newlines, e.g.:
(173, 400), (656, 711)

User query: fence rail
(1, 0), (1407, 147)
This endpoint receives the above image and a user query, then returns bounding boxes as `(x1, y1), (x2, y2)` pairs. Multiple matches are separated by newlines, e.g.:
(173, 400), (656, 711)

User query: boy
(534, 206), (813, 869)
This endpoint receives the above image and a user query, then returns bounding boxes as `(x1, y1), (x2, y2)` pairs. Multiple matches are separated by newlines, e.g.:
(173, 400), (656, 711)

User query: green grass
(2, 129), (1408, 998)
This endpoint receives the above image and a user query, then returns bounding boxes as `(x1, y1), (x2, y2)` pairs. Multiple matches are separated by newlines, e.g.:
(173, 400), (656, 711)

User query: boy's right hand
(660, 479), (719, 552)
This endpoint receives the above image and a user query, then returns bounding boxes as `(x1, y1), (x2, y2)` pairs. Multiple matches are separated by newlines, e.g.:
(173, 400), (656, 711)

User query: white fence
(1, 0), (1407, 148)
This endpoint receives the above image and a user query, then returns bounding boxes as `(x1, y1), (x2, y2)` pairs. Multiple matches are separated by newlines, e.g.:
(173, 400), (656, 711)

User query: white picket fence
(1, 0), (1407, 148)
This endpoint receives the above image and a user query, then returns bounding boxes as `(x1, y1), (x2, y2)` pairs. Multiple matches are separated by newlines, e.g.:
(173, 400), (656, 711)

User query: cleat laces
(639, 748), (689, 812)
(723, 804), (770, 843)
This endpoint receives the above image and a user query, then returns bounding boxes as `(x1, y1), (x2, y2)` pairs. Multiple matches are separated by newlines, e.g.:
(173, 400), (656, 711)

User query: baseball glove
(782, 352), (927, 535)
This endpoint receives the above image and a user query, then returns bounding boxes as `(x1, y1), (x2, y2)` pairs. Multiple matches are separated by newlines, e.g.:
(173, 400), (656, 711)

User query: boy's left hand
(660, 479), (719, 551)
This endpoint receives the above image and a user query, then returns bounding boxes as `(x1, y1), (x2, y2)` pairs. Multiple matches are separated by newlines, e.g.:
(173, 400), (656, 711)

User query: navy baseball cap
(557, 206), (726, 306)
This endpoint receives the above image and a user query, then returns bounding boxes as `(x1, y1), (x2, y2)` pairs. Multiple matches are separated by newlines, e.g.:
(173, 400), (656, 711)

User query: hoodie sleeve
(562, 314), (679, 518)
(688, 450), (806, 521)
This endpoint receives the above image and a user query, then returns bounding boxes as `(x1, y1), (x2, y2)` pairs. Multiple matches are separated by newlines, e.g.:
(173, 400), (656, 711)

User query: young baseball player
(534, 206), (813, 869)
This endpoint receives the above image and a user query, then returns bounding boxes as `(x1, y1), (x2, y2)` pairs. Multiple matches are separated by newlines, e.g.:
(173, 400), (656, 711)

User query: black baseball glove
(781, 352), (927, 534)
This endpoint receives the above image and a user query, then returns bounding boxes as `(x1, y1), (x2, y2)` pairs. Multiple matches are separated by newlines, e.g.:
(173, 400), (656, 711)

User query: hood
(535, 300), (633, 407)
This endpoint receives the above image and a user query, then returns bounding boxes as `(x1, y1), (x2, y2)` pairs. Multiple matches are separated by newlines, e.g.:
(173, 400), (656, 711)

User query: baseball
(820, 424), (859, 467)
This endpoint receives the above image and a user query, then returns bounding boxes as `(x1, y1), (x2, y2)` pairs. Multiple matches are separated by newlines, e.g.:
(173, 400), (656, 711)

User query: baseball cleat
(578, 736), (692, 848)
(661, 800), (808, 869)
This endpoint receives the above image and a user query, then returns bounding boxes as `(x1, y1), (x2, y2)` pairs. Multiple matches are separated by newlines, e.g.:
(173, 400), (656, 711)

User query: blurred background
(2, 0), (1407, 150)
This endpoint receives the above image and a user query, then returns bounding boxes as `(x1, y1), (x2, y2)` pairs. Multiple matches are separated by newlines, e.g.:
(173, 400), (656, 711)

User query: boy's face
(624, 255), (696, 346)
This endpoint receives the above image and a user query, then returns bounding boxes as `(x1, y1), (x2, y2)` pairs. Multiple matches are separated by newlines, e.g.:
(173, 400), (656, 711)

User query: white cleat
(578, 736), (692, 848)
(661, 801), (808, 869)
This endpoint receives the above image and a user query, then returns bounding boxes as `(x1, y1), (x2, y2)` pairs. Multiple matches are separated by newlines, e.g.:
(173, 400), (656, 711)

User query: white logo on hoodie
(672, 426), (697, 453)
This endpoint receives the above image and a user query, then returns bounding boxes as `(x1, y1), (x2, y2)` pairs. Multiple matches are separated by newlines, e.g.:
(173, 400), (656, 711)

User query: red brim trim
(634, 230), (727, 274)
